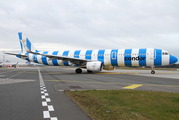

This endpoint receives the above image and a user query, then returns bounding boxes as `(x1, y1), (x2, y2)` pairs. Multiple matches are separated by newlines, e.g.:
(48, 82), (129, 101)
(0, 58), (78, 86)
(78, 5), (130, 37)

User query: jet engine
(86, 61), (103, 71)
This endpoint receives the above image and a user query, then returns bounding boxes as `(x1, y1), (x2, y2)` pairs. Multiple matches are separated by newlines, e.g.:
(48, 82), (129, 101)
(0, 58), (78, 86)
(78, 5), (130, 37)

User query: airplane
(5, 32), (178, 74)
(0, 60), (32, 68)
(0, 62), (18, 68)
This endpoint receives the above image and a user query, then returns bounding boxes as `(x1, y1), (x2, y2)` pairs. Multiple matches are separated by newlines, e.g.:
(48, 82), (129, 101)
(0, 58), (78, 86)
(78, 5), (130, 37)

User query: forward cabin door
(146, 48), (155, 66)
(150, 48), (156, 60)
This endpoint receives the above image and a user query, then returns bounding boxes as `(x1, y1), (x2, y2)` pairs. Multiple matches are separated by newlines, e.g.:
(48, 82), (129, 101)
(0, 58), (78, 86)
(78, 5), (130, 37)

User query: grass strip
(66, 90), (179, 120)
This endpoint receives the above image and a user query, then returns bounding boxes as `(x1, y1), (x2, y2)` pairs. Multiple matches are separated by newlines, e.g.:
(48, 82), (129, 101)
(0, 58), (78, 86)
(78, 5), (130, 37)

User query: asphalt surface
(0, 66), (179, 120)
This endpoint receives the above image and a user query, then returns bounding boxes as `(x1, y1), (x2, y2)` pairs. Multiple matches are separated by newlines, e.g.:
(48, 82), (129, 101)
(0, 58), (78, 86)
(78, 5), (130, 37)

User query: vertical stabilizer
(18, 32), (37, 53)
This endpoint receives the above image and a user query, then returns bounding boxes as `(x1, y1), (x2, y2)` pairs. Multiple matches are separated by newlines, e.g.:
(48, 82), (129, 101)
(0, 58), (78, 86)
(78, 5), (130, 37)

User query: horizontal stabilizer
(5, 52), (28, 57)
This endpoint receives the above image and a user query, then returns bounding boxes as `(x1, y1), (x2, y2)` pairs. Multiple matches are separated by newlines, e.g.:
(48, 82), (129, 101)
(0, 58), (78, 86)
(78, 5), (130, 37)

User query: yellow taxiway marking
(44, 79), (179, 88)
(123, 84), (143, 89)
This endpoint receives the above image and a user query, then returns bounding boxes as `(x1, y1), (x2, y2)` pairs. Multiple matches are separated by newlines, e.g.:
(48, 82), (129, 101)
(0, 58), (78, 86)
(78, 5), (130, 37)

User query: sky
(0, 0), (178, 63)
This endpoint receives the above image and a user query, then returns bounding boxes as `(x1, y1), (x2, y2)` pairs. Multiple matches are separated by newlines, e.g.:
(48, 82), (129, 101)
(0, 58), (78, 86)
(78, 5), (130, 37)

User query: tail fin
(18, 32), (38, 53)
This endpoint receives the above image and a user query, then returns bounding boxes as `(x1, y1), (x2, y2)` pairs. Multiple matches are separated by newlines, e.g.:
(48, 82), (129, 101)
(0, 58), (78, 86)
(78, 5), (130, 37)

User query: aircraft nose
(169, 55), (178, 64)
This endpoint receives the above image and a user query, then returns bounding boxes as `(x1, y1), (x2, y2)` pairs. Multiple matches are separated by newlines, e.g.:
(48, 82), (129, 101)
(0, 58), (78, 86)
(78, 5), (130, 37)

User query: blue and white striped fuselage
(5, 32), (177, 74)
(20, 48), (174, 67)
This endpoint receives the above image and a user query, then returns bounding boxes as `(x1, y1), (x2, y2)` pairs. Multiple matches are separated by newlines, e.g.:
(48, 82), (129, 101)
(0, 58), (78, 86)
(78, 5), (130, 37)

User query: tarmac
(0, 66), (178, 120)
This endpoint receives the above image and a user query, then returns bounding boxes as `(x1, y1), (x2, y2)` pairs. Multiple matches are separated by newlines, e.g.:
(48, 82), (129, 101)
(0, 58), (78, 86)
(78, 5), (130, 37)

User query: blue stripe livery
(16, 54), (21, 58)
(18, 33), (22, 40)
(63, 51), (69, 66)
(124, 49), (132, 66)
(154, 49), (162, 66)
(111, 49), (118, 66)
(170, 55), (178, 64)
(52, 51), (59, 66)
(85, 50), (92, 60)
(98, 50), (105, 64)
(18, 33), (23, 52)
(20, 41), (23, 53)
(33, 54), (38, 63)
(42, 51), (48, 65)
(139, 49), (146, 66)
(74, 50), (81, 58)
(26, 38), (31, 51)
(74, 50), (81, 66)
(25, 53), (29, 61)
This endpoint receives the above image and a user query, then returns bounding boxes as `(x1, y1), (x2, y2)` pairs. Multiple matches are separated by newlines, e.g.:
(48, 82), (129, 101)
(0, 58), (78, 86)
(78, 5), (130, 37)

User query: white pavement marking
(42, 102), (47, 106)
(46, 98), (51, 102)
(58, 90), (64, 92)
(38, 68), (58, 120)
(48, 105), (55, 111)
(51, 117), (58, 120)
(0, 69), (20, 74)
(0, 70), (29, 84)
(41, 96), (46, 99)
(43, 111), (50, 118)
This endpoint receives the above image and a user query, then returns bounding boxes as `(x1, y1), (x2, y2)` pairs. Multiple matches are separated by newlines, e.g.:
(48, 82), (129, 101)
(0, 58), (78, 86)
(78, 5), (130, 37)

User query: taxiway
(0, 67), (178, 120)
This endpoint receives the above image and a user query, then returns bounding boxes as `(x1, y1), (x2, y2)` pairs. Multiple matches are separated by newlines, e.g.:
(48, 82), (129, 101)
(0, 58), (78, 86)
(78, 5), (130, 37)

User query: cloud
(0, 0), (178, 62)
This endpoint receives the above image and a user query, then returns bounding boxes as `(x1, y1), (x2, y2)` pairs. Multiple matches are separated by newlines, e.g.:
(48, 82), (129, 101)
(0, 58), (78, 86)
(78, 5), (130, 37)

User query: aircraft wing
(6, 51), (92, 65)
(32, 52), (93, 65)
(25, 44), (94, 65)
(12, 62), (18, 66)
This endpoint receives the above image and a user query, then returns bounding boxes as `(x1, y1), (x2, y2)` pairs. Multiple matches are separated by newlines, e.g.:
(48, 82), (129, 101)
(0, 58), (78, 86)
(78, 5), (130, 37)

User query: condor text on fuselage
(125, 56), (146, 61)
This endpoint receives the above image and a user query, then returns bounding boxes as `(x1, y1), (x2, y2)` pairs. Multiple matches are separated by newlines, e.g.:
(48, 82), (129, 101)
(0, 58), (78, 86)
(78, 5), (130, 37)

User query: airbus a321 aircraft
(5, 32), (178, 74)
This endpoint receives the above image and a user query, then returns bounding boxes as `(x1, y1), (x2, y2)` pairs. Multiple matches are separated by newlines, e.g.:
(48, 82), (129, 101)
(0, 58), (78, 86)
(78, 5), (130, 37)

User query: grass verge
(66, 90), (179, 120)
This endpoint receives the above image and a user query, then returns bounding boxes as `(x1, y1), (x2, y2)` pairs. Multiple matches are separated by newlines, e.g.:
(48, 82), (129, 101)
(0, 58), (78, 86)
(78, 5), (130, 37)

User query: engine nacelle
(103, 66), (115, 70)
(86, 62), (103, 71)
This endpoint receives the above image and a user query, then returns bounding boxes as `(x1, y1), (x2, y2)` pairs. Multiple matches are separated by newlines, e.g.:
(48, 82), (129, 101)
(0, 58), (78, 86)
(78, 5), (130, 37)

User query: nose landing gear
(151, 70), (155, 74)
(151, 66), (155, 74)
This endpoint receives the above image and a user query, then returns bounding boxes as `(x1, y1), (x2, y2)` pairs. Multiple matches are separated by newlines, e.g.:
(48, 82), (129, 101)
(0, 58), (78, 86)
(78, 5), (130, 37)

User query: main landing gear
(75, 68), (82, 74)
(151, 66), (155, 74)
(75, 68), (93, 74)
(87, 70), (92, 73)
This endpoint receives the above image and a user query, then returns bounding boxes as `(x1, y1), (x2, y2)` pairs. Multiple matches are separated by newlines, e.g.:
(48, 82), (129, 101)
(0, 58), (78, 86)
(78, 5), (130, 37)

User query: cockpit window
(162, 52), (169, 55)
